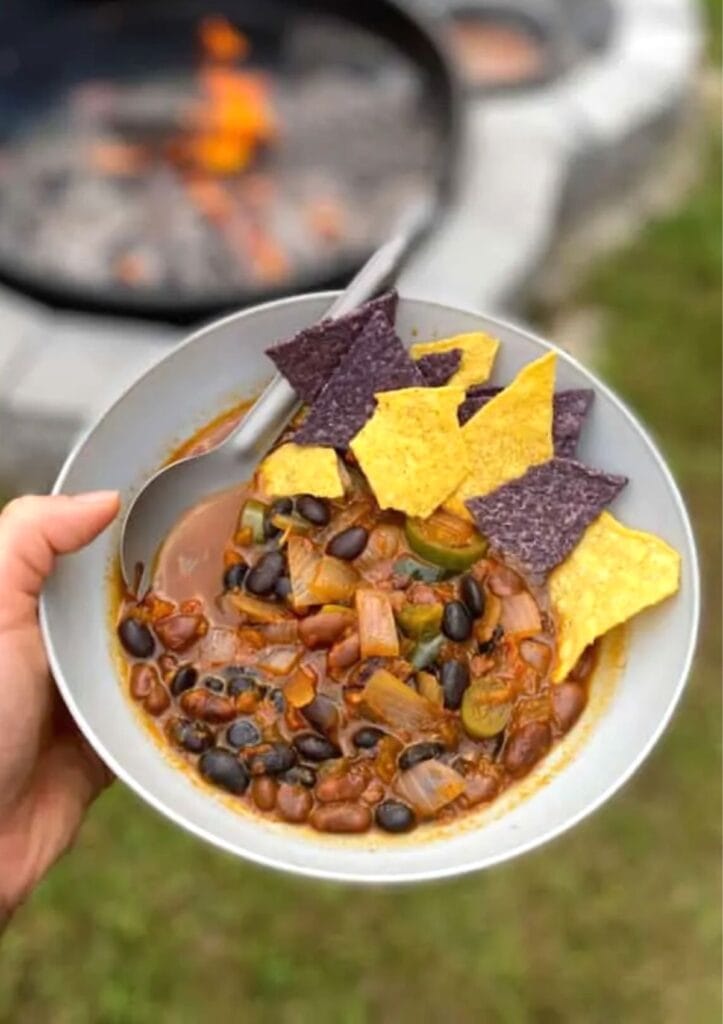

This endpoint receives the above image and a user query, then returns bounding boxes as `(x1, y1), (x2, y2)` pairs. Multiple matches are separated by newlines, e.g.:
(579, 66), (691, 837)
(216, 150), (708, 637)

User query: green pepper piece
(405, 514), (487, 571)
(270, 512), (312, 536)
(410, 634), (444, 670)
(392, 557), (449, 583)
(240, 498), (267, 544)
(396, 602), (444, 640)
(461, 680), (513, 739)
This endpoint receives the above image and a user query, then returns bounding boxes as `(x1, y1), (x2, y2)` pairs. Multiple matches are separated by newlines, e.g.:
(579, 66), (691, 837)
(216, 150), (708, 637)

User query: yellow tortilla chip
(351, 386), (467, 518)
(550, 511), (681, 682)
(445, 352), (556, 518)
(411, 331), (500, 389)
(259, 443), (344, 499)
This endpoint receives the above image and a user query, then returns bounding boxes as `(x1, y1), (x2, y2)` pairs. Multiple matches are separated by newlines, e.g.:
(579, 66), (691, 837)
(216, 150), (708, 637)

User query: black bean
(375, 800), (417, 834)
(302, 695), (339, 735)
(204, 676), (225, 693)
(223, 562), (247, 591)
(442, 600), (472, 642)
(327, 526), (369, 561)
(198, 748), (249, 794)
(296, 494), (330, 526)
(170, 664), (198, 697)
(282, 764), (317, 788)
(353, 726), (385, 750)
(224, 668), (259, 696)
(245, 551), (286, 596)
(226, 719), (261, 749)
(398, 741), (445, 771)
(275, 576), (292, 601)
(293, 732), (342, 762)
(118, 617), (155, 659)
(460, 575), (485, 618)
(440, 659), (470, 710)
(246, 742), (297, 776)
(271, 497), (293, 515)
(167, 717), (214, 755)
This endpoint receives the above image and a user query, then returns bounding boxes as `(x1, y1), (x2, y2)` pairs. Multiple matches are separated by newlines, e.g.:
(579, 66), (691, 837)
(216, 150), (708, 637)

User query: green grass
(703, 0), (722, 62)
(1, 85), (721, 1024)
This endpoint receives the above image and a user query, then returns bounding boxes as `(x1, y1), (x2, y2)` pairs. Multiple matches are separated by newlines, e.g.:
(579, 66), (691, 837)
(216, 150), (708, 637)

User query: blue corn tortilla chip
(459, 385), (594, 458)
(458, 385), (501, 425)
(266, 291), (398, 404)
(294, 309), (424, 449)
(553, 389), (594, 458)
(465, 457), (628, 577)
(416, 348), (463, 387)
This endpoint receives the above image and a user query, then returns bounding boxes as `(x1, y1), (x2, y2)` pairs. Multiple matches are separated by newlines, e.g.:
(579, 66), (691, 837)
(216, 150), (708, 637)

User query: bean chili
(115, 416), (597, 837)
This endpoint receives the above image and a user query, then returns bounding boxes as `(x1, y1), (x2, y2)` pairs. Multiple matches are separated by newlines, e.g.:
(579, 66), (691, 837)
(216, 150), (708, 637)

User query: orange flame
(181, 15), (276, 175)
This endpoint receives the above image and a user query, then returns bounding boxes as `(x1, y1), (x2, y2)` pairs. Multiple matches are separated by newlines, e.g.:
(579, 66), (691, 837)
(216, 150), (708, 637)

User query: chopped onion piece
(356, 589), (400, 658)
(284, 666), (317, 707)
(310, 556), (359, 605)
(227, 591), (291, 624)
(361, 668), (440, 731)
(394, 760), (465, 817)
(257, 645), (301, 676)
(287, 535), (321, 609)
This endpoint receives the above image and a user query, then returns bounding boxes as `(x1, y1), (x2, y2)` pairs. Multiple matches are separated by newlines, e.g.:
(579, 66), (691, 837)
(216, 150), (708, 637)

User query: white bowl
(40, 294), (699, 884)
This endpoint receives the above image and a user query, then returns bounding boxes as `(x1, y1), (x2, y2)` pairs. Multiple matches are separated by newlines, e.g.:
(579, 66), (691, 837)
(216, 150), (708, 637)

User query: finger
(0, 492), (119, 626)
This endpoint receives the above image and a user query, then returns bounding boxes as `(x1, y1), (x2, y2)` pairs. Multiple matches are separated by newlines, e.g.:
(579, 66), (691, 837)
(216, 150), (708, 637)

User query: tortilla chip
(351, 386), (468, 517)
(259, 443), (344, 499)
(445, 352), (556, 518)
(411, 332), (499, 389)
(552, 389), (595, 458)
(294, 310), (423, 449)
(458, 385), (501, 425)
(466, 458), (627, 577)
(459, 387), (594, 462)
(416, 348), (462, 387)
(550, 511), (681, 681)
(266, 291), (397, 404)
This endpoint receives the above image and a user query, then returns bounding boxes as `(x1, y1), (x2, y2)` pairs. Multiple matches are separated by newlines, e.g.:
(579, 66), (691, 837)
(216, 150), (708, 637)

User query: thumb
(0, 492), (120, 624)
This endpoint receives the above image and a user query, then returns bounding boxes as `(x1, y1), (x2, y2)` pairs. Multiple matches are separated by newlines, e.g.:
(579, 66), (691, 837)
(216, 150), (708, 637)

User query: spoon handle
(229, 197), (433, 461)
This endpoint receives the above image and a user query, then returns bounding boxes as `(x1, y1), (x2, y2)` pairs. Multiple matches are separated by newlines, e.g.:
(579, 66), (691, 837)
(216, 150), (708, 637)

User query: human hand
(0, 492), (119, 922)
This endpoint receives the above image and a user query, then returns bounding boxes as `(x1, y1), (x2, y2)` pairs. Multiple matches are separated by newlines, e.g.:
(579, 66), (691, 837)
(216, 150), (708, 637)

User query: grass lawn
(1, 78), (720, 1024)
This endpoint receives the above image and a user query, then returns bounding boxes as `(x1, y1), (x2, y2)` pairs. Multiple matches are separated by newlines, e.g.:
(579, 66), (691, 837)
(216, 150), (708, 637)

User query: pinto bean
(154, 613), (208, 652)
(463, 771), (499, 807)
(328, 632), (361, 672)
(180, 688), (236, 724)
(310, 802), (372, 834)
(250, 777), (277, 812)
(298, 610), (351, 649)
(552, 682), (587, 733)
(504, 721), (552, 778)
(361, 778), (385, 805)
(129, 663), (158, 700)
(315, 772), (367, 803)
(144, 681), (171, 716)
(276, 783), (313, 823)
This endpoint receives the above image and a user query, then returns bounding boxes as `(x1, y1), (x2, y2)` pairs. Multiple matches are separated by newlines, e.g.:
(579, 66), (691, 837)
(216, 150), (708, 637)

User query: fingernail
(72, 490), (119, 504)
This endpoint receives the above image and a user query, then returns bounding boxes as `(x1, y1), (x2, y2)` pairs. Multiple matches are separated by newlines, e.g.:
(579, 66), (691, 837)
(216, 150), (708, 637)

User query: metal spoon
(120, 199), (433, 594)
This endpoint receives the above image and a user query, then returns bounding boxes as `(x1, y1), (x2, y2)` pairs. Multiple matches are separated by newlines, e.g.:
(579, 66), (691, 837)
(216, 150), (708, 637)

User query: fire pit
(0, 1), (457, 321)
